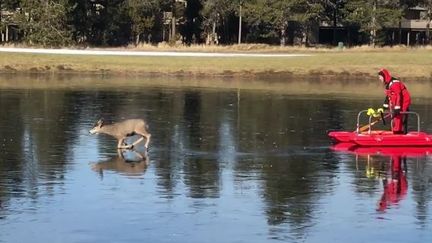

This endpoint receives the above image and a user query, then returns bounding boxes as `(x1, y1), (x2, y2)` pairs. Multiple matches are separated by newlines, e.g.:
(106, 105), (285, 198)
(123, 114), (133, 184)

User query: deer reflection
(91, 149), (149, 178)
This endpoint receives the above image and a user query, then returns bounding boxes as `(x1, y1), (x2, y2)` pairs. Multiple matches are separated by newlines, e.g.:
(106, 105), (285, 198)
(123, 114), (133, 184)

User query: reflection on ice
(91, 149), (149, 178)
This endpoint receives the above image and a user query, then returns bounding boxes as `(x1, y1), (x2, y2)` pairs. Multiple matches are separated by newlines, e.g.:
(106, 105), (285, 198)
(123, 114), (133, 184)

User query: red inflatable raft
(328, 110), (432, 147)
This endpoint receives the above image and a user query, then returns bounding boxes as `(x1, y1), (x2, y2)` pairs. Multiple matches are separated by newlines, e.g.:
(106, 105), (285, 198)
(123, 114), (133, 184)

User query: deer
(89, 118), (151, 150)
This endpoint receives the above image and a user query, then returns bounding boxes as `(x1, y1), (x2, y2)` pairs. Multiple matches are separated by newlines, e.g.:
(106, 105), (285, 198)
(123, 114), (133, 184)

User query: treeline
(0, 0), (431, 47)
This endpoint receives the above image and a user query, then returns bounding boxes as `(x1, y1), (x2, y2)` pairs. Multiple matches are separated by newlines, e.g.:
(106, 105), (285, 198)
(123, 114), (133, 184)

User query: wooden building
(386, 6), (431, 46)
(318, 6), (432, 46)
(0, 10), (19, 43)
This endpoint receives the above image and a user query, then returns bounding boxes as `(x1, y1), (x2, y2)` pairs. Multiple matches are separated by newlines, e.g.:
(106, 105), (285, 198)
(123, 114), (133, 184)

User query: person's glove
(393, 108), (400, 115)
(383, 97), (389, 110)
(367, 108), (375, 116)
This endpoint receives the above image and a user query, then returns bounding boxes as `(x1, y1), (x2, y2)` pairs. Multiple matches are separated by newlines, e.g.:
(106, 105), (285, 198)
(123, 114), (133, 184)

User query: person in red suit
(378, 68), (411, 134)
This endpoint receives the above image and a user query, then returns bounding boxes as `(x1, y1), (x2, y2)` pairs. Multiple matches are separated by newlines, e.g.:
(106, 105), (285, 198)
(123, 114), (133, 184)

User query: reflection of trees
(0, 89), (82, 213)
(151, 90), (185, 198)
(184, 91), (203, 147)
(260, 155), (336, 239)
(345, 155), (384, 196)
(182, 91), (221, 198)
(410, 158), (432, 227)
(321, 99), (344, 130)
(0, 93), (25, 207)
(150, 90), (224, 199)
(233, 92), (341, 238)
(183, 158), (220, 198)
(262, 157), (316, 225)
(235, 93), (358, 151)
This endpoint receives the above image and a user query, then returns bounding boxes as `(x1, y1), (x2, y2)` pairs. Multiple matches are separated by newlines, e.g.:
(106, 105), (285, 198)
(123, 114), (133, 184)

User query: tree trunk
(398, 21), (402, 44)
(280, 21), (288, 46)
(0, 0), (2, 42)
(172, 16), (176, 42)
(206, 21), (217, 45)
(305, 25), (309, 47)
(238, 4), (242, 44)
(407, 31), (410, 46)
(370, 0), (377, 47)
(212, 21), (217, 44)
(136, 34), (140, 46)
(280, 29), (286, 46)
(333, 7), (337, 46)
(427, 7), (431, 45)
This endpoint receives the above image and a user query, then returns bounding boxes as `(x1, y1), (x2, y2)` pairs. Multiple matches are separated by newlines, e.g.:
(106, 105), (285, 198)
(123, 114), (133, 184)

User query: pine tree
(16, 0), (73, 46)
(127, 0), (159, 45)
(342, 0), (401, 46)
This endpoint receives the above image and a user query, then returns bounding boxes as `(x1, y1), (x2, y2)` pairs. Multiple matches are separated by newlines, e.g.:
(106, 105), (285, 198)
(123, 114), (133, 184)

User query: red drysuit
(379, 68), (411, 134)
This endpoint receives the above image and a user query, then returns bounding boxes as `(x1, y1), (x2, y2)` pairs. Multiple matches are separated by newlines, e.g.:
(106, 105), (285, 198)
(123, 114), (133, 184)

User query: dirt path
(0, 47), (312, 57)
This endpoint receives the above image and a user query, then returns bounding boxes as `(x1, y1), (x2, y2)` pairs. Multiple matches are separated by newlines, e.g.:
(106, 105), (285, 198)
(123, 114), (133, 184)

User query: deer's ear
(97, 118), (104, 127)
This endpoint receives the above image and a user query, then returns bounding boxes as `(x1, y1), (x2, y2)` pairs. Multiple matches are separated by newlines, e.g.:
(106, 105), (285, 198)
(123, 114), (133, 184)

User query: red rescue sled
(328, 110), (432, 147)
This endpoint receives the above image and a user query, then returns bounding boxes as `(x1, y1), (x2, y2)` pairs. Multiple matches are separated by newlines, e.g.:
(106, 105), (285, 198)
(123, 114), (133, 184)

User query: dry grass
(124, 43), (432, 53)
(4, 42), (432, 53)
(124, 43), (338, 53)
(1, 45), (432, 80)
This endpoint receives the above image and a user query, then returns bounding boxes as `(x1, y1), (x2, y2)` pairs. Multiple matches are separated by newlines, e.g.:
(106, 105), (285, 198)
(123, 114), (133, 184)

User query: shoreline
(0, 68), (379, 80)
(2, 73), (432, 100)
(0, 66), (428, 82)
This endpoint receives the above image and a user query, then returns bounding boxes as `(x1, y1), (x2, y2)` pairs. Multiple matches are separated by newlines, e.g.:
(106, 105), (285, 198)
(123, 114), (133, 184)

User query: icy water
(1, 76), (432, 243)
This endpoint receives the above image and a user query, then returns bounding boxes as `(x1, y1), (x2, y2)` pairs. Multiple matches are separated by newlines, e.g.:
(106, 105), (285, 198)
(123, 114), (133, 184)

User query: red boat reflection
(331, 144), (431, 212)
(332, 142), (432, 157)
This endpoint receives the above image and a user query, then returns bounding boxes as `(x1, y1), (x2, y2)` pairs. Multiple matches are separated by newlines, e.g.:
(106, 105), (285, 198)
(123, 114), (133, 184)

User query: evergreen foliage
(0, 0), (430, 46)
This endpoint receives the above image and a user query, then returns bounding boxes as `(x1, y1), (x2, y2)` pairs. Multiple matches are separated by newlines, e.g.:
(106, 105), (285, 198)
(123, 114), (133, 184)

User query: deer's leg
(131, 150), (147, 162)
(144, 133), (151, 150)
(116, 149), (126, 159)
(117, 138), (129, 149)
(130, 136), (144, 149)
(130, 133), (151, 150)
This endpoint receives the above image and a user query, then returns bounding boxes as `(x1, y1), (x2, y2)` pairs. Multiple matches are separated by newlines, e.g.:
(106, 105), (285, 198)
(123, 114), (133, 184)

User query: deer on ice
(89, 118), (151, 150)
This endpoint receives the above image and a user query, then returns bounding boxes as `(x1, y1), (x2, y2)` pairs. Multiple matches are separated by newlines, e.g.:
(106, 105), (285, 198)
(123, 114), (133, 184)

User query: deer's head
(89, 119), (105, 134)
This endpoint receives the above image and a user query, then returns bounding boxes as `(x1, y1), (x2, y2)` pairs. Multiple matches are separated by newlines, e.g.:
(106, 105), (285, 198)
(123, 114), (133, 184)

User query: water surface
(1, 76), (432, 243)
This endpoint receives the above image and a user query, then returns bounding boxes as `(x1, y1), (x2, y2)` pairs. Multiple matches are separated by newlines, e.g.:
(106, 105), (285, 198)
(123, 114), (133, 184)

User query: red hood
(379, 68), (392, 84)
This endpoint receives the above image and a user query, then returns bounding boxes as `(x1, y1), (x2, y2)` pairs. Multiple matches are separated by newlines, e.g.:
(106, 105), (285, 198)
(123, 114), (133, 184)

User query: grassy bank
(1, 45), (432, 80)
